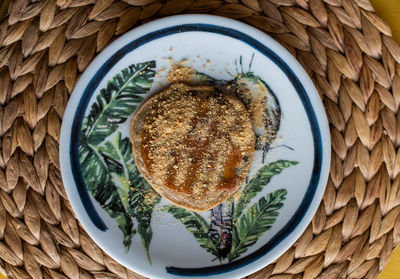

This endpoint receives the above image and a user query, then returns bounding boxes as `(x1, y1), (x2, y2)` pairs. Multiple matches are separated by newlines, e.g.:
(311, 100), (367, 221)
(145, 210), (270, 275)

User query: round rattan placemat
(1, 0), (400, 278)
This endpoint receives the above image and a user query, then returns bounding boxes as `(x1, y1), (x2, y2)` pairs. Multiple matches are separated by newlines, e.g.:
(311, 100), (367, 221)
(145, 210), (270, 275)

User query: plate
(60, 14), (330, 279)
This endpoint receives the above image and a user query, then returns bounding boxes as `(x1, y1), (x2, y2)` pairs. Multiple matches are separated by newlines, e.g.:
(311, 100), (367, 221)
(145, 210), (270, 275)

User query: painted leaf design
(84, 61), (156, 145)
(96, 132), (132, 206)
(97, 132), (161, 262)
(162, 205), (219, 258)
(228, 189), (287, 262)
(79, 60), (156, 253)
(233, 160), (298, 223)
(79, 141), (135, 250)
(126, 149), (161, 264)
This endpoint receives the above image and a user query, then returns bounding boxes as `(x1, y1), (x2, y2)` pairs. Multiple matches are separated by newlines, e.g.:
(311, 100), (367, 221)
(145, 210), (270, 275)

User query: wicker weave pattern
(0, 0), (400, 278)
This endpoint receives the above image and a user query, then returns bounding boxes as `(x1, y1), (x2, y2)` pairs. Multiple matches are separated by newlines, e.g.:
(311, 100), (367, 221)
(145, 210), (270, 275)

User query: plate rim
(60, 14), (331, 279)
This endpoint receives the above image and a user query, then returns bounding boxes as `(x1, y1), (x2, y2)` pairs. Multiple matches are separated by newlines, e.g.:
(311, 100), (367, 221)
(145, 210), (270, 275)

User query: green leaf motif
(162, 160), (297, 263)
(96, 132), (161, 262)
(84, 60), (156, 146)
(96, 132), (132, 207)
(162, 205), (218, 258)
(228, 189), (287, 262)
(233, 160), (298, 223)
(79, 142), (135, 249)
(79, 60), (157, 254)
(108, 132), (162, 263)
(128, 166), (161, 265)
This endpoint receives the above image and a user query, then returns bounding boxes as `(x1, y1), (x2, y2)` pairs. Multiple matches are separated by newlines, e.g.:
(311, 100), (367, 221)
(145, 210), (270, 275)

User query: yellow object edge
(370, 0), (400, 43)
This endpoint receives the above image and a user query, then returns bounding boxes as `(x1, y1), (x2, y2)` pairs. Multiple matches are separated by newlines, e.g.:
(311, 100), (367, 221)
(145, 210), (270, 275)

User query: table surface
(0, 0), (399, 278)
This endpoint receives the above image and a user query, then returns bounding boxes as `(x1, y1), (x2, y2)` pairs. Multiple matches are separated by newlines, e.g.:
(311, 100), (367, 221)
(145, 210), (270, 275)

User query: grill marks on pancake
(133, 83), (255, 211)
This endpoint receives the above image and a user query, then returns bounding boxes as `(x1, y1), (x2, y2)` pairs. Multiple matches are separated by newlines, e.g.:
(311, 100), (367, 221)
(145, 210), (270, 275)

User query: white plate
(60, 14), (330, 279)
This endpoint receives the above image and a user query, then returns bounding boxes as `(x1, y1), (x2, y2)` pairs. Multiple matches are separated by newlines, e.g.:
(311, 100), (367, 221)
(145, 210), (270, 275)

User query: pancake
(130, 83), (255, 212)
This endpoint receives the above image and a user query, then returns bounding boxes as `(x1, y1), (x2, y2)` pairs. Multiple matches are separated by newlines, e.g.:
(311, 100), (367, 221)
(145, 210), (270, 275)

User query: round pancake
(130, 83), (255, 212)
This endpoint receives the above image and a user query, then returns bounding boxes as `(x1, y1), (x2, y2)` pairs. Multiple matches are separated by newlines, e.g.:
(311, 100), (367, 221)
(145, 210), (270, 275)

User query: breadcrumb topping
(139, 83), (254, 197)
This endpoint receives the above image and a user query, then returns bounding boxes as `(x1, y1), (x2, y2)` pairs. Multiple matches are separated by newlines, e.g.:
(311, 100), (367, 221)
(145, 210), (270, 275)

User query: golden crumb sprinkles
(167, 64), (195, 84)
(139, 83), (254, 200)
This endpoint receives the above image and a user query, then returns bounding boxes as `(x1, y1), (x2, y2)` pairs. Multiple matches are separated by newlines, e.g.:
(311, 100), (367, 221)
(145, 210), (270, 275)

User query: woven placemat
(1, 0), (400, 278)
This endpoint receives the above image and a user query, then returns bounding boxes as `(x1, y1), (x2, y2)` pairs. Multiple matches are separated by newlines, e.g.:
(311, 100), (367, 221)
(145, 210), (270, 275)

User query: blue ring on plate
(70, 23), (323, 276)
